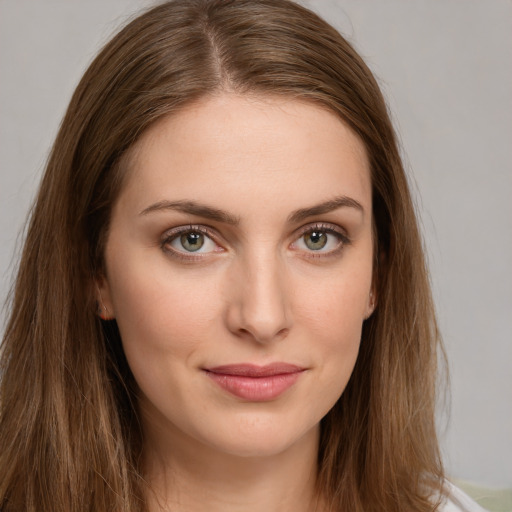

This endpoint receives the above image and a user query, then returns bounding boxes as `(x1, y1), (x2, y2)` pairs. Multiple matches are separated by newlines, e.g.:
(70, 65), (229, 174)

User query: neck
(143, 417), (322, 512)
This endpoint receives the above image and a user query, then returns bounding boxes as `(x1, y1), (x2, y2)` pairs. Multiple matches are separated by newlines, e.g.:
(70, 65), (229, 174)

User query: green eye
(303, 231), (328, 250)
(164, 226), (221, 258)
(179, 232), (205, 252)
(292, 224), (348, 255)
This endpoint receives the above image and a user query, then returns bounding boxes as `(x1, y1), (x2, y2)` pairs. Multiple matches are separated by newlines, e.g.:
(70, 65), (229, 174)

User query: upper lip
(204, 363), (304, 377)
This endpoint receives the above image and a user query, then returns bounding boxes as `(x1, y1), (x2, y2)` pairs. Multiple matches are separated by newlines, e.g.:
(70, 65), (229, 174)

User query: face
(98, 93), (375, 460)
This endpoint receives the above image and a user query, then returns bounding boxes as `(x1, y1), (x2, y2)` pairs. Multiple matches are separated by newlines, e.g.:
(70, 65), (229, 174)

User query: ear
(365, 244), (383, 320)
(364, 286), (377, 320)
(95, 273), (115, 320)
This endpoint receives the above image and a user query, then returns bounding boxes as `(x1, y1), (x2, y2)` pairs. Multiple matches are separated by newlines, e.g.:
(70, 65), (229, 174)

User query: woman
(0, 1), (486, 511)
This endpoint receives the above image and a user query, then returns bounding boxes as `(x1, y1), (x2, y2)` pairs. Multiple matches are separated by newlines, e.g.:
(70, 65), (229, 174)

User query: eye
(291, 224), (348, 255)
(163, 227), (220, 255)
(302, 230), (329, 250)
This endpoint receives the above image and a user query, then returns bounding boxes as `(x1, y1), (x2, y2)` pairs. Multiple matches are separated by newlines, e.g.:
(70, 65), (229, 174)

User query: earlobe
(95, 275), (115, 320)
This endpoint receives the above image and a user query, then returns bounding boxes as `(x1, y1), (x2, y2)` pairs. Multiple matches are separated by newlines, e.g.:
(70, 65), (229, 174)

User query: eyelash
(160, 222), (350, 261)
(160, 225), (221, 262)
(292, 223), (350, 259)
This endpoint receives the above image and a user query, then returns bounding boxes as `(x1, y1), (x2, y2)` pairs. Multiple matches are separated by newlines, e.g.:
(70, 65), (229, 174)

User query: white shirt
(440, 481), (488, 512)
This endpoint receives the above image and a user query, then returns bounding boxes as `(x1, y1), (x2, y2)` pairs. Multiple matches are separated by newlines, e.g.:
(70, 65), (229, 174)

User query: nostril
(235, 325), (290, 344)
(276, 327), (289, 340)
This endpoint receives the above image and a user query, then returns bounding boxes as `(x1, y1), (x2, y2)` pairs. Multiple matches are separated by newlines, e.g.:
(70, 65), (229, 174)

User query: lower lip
(205, 371), (302, 401)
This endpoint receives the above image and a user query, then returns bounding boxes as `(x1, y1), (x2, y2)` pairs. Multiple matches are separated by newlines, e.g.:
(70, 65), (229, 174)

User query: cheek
(296, 262), (372, 333)
(294, 265), (371, 389)
(106, 260), (222, 374)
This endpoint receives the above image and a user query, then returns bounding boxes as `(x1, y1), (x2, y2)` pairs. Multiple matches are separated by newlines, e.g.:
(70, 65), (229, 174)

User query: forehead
(118, 93), (371, 217)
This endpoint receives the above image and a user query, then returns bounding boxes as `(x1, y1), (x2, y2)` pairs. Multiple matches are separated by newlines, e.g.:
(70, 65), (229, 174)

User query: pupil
(181, 232), (204, 252)
(306, 231), (327, 250)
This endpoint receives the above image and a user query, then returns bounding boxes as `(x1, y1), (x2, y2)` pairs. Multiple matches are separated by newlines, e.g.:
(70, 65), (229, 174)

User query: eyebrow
(139, 200), (240, 225)
(140, 196), (364, 225)
(287, 195), (364, 223)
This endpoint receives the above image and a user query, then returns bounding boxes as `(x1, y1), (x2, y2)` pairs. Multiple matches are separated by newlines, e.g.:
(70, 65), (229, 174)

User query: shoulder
(437, 480), (489, 512)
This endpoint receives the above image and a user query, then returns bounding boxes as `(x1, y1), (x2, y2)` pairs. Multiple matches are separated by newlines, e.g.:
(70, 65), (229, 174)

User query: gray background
(1, 0), (510, 488)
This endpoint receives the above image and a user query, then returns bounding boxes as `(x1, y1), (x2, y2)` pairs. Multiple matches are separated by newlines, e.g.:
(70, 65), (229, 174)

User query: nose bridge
(227, 246), (290, 343)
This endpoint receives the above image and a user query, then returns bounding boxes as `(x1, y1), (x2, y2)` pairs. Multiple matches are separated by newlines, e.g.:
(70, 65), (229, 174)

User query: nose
(224, 252), (291, 344)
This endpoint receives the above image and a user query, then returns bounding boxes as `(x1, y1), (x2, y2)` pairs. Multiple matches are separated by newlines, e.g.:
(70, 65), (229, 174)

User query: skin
(98, 93), (375, 512)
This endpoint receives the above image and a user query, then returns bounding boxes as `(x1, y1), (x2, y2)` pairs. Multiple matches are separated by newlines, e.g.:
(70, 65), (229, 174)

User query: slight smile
(204, 363), (306, 401)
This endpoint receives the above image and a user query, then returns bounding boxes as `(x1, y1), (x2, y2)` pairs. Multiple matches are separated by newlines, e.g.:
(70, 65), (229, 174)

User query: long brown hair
(0, 1), (445, 510)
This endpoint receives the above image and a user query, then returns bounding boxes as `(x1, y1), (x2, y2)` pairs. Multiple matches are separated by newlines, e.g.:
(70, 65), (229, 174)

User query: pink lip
(204, 363), (305, 401)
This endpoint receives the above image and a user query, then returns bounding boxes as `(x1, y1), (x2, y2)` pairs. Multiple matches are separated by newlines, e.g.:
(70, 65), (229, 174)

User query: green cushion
(453, 480), (512, 512)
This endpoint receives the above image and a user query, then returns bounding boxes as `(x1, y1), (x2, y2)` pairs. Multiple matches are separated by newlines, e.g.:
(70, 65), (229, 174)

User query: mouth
(203, 363), (305, 401)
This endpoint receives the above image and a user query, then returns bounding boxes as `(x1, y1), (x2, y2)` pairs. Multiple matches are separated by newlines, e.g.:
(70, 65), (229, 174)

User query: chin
(196, 414), (320, 459)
